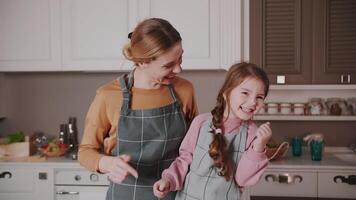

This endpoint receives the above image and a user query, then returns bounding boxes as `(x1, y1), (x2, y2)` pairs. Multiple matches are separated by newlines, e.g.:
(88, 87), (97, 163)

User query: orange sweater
(78, 76), (198, 171)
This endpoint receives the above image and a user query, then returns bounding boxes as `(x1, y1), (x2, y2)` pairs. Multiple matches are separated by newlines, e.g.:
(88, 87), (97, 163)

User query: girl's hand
(253, 122), (272, 152)
(98, 155), (138, 183)
(153, 179), (170, 198)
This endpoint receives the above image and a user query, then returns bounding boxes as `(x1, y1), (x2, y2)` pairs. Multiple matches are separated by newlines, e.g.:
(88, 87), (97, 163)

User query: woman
(78, 18), (198, 200)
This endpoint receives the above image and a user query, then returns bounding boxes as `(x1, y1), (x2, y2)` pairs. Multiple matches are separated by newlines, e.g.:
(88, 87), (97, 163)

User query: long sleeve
(235, 123), (269, 187)
(78, 90), (112, 172)
(161, 113), (210, 191)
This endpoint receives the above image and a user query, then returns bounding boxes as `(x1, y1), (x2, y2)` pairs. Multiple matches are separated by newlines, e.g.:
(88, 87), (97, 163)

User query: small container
(267, 103), (279, 114)
(257, 104), (266, 114)
(280, 103), (292, 114)
(310, 140), (324, 161)
(293, 103), (305, 115)
(291, 137), (303, 157)
(309, 98), (323, 115)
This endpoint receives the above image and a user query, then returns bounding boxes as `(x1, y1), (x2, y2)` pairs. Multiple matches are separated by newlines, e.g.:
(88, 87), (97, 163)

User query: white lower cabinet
(318, 171), (356, 199)
(0, 167), (53, 200)
(54, 168), (109, 200)
(250, 170), (318, 198)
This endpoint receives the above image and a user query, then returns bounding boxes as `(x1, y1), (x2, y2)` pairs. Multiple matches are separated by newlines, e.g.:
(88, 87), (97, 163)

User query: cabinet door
(250, 171), (318, 197)
(0, 0), (61, 71)
(0, 167), (54, 200)
(61, 0), (136, 71)
(312, 0), (356, 84)
(250, 0), (312, 84)
(136, 0), (246, 70)
(318, 171), (356, 199)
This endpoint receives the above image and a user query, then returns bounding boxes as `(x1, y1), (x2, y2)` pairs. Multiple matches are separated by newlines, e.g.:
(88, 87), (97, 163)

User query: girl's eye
(241, 92), (248, 95)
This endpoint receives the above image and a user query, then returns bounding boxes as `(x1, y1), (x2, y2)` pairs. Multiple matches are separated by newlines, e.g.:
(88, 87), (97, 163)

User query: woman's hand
(253, 122), (272, 152)
(153, 179), (170, 198)
(98, 154), (138, 183)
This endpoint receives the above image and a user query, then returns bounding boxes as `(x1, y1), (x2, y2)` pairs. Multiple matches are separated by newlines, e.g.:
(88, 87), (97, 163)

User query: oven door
(55, 186), (108, 200)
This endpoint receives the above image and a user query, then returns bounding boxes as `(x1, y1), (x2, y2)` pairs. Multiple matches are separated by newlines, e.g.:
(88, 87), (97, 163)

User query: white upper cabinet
(134, 0), (249, 70)
(0, 0), (61, 71)
(61, 0), (135, 71)
(0, 0), (249, 71)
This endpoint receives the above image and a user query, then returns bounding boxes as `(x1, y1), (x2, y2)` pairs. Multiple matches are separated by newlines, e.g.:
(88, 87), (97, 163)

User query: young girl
(153, 62), (272, 200)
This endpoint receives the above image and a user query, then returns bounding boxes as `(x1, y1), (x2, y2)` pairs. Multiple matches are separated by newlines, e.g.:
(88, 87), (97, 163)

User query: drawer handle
(56, 191), (80, 195)
(265, 174), (278, 182)
(265, 174), (303, 184)
(334, 175), (356, 185)
(0, 171), (12, 179)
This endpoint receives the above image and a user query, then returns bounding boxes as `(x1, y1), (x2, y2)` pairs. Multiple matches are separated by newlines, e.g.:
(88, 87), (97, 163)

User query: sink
(330, 152), (356, 164)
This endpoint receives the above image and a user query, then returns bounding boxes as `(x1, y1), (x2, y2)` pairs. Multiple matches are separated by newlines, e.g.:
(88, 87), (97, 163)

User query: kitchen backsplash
(0, 71), (355, 146)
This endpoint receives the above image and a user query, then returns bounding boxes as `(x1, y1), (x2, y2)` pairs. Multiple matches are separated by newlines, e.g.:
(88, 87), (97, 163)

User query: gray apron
(175, 116), (248, 200)
(106, 73), (187, 200)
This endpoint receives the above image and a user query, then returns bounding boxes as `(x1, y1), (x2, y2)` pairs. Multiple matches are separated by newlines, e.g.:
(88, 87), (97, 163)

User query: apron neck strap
(118, 70), (179, 111)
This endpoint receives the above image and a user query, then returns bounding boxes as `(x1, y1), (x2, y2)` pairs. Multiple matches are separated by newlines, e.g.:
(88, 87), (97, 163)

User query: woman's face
(225, 77), (266, 120)
(137, 42), (183, 85)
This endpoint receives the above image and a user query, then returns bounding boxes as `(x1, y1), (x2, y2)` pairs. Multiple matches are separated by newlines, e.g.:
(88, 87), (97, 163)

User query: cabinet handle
(56, 191), (80, 195)
(334, 175), (356, 185)
(294, 175), (303, 183)
(265, 174), (278, 182)
(0, 171), (12, 179)
(341, 74), (351, 84)
(265, 174), (303, 184)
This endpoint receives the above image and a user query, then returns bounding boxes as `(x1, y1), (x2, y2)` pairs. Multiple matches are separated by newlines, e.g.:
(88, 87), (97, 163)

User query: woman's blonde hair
(122, 18), (182, 64)
(208, 62), (269, 181)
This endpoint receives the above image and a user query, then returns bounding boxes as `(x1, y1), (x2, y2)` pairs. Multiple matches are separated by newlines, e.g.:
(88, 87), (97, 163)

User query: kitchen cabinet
(0, 166), (53, 200)
(250, 170), (318, 199)
(318, 171), (356, 199)
(250, 0), (356, 84)
(251, 169), (356, 200)
(312, 0), (356, 84)
(54, 168), (108, 200)
(0, 0), (62, 71)
(0, 0), (249, 72)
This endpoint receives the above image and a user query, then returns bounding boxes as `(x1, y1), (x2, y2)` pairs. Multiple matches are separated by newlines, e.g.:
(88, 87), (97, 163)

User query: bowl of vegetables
(38, 140), (69, 157)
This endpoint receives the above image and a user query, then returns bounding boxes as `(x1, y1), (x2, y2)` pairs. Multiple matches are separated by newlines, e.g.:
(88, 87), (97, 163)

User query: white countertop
(268, 147), (356, 171)
(1, 147), (356, 171)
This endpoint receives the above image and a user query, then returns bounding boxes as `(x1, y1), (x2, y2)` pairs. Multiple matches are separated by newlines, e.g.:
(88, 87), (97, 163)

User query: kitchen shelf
(254, 115), (356, 121)
(270, 84), (356, 90)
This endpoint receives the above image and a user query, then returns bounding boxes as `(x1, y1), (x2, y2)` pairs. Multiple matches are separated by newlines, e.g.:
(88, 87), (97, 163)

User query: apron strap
(118, 70), (179, 112)
(118, 73), (133, 113)
(167, 84), (178, 103)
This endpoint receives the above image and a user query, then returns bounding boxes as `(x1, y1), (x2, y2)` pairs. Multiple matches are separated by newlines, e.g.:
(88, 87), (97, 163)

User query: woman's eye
(241, 92), (248, 95)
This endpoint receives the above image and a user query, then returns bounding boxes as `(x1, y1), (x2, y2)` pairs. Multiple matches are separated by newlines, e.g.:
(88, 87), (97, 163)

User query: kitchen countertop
(268, 147), (356, 171)
(1, 147), (356, 171)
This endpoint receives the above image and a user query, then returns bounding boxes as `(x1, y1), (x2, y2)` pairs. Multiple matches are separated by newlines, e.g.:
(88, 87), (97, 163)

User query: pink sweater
(162, 113), (268, 191)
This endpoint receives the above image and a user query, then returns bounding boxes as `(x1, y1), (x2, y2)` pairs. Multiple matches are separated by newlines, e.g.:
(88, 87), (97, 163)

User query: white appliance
(55, 169), (109, 200)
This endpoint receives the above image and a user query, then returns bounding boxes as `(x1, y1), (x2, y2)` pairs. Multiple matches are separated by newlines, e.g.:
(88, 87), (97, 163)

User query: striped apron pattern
(106, 73), (187, 200)
(175, 116), (248, 200)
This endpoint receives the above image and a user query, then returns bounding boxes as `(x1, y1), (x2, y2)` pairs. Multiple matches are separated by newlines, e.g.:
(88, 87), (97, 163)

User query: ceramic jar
(267, 103), (279, 114)
(293, 103), (305, 115)
(280, 103), (292, 114)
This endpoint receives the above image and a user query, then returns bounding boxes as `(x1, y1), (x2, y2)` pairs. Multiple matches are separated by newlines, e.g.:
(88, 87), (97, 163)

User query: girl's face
(137, 42), (183, 85)
(224, 77), (266, 120)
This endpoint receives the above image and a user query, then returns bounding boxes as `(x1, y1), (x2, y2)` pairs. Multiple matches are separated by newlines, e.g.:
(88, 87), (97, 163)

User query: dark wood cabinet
(251, 197), (317, 200)
(250, 0), (356, 84)
(312, 0), (356, 84)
